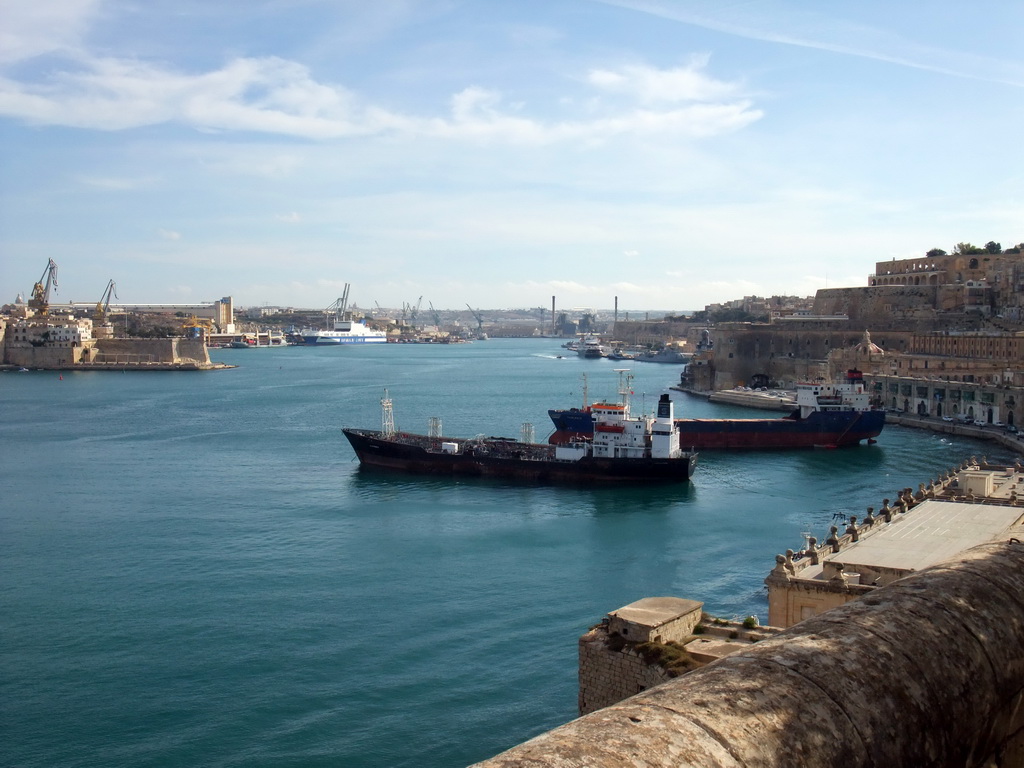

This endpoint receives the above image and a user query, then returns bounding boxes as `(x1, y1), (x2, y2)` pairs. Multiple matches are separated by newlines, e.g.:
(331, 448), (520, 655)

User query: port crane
(325, 284), (351, 322)
(466, 304), (484, 333)
(28, 258), (58, 315)
(429, 301), (442, 327)
(93, 279), (118, 324)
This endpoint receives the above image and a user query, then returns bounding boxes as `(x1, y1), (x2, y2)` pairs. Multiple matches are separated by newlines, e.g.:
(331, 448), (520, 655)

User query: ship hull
(343, 429), (696, 483)
(302, 334), (387, 344)
(549, 408), (885, 450)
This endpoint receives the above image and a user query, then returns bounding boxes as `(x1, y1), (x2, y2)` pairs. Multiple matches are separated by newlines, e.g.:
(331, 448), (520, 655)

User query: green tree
(954, 242), (985, 255)
(985, 241), (1002, 254)
(926, 248), (946, 257)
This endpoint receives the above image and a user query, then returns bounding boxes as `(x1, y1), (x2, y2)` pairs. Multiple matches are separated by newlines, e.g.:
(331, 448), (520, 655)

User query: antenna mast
(381, 389), (395, 437)
(613, 368), (633, 412)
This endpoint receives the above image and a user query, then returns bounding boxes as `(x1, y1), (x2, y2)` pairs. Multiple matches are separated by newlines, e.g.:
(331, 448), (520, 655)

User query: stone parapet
(473, 540), (1024, 767)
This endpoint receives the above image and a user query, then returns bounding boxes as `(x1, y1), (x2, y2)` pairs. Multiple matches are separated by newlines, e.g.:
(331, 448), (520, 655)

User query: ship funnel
(657, 393), (673, 421)
(651, 394), (680, 459)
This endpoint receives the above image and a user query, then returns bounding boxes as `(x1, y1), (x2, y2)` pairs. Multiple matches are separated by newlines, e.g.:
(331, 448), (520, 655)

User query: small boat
(344, 373), (697, 483)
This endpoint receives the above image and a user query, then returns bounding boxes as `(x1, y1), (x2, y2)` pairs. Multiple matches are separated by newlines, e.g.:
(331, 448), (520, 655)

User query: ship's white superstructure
(301, 319), (387, 344)
(299, 283), (387, 344)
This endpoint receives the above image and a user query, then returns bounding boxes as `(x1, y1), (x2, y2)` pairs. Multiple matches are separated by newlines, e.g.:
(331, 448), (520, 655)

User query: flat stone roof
(829, 500), (1024, 574)
(684, 637), (753, 664)
(610, 597), (703, 629)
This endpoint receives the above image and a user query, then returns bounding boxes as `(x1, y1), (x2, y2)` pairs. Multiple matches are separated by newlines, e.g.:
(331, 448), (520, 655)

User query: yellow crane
(182, 315), (214, 340)
(28, 258), (58, 315)
(93, 279), (118, 324)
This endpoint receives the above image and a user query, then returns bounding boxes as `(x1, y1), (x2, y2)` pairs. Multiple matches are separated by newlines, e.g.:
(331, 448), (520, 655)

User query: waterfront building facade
(764, 460), (1024, 628)
(2, 314), (100, 366)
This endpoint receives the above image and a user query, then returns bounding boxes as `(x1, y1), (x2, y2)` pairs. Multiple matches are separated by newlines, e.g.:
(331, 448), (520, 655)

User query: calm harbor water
(1, 339), (1004, 768)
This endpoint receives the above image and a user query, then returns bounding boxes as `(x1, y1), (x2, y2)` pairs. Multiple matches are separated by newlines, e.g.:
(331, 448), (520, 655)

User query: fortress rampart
(4, 337), (216, 369)
(91, 338), (211, 365)
(472, 540), (1024, 767)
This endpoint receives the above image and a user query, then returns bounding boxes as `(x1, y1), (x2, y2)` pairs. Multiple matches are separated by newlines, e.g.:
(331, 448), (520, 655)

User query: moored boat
(549, 369), (885, 450)
(299, 283), (388, 345)
(344, 374), (697, 483)
(577, 336), (608, 359)
(301, 319), (387, 345)
(635, 346), (690, 364)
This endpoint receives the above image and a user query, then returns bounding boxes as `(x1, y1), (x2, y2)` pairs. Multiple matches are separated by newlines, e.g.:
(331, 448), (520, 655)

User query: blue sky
(2, 1), (1022, 313)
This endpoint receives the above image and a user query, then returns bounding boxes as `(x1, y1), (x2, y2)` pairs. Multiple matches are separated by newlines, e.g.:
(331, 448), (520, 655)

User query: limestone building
(765, 459), (1024, 627)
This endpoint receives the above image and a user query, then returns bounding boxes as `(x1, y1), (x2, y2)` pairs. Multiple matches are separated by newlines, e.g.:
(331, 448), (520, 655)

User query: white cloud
(0, 42), (760, 141)
(276, 212), (301, 223)
(0, 56), (372, 135)
(587, 57), (744, 104)
(0, 0), (100, 64)
(157, 229), (181, 241)
(77, 175), (156, 191)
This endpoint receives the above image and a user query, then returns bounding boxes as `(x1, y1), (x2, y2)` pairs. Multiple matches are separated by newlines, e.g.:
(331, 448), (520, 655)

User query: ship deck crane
(94, 279), (118, 324)
(28, 258), (58, 315)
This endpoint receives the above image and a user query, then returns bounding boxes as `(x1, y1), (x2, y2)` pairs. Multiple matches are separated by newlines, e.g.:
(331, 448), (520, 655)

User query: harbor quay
(472, 458), (1024, 767)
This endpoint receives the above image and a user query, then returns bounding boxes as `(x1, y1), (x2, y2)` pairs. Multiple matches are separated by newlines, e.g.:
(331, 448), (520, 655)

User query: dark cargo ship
(344, 377), (697, 484)
(549, 369), (885, 450)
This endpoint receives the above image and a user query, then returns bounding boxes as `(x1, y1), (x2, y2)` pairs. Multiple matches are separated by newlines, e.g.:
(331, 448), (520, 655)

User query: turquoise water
(0, 339), (1001, 767)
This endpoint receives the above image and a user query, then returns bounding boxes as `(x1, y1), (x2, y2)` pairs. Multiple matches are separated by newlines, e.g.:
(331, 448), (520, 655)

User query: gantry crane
(325, 284), (351, 323)
(28, 258), (58, 315)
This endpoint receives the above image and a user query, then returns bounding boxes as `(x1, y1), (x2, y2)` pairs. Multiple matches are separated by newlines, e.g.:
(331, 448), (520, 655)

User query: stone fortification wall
(5, 337), (212, 368)
(813, 285), (939, 320)
(705, 323), (913, 391)
(472, 540), (1024, 768)
(578, 629), (672, 716)
(4, 344), (87, 368)
(93, 338), (211, 365)
(813, 285), (998, 326)
(611, 320), (708, 349)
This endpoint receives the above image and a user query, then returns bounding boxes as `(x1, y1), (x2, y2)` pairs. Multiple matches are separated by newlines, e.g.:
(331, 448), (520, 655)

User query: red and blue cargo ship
(548, 369), (885, 450)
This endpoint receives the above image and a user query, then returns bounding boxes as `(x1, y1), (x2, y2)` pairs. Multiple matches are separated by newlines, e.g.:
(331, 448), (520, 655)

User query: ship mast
(381, 389), (395, 437)
(613, 368), (633, 413)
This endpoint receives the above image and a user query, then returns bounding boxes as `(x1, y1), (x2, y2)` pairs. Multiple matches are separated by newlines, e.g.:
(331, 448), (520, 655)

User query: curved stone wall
(472, 540), (1024, 767)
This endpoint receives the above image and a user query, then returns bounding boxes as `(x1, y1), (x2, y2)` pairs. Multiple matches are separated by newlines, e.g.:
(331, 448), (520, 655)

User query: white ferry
(299, 284), (388, 345)
(301, 319), (387, 345)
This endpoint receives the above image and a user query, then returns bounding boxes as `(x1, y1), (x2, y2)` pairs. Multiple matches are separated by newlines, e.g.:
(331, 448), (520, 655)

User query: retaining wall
(578, 629), (672, 716)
